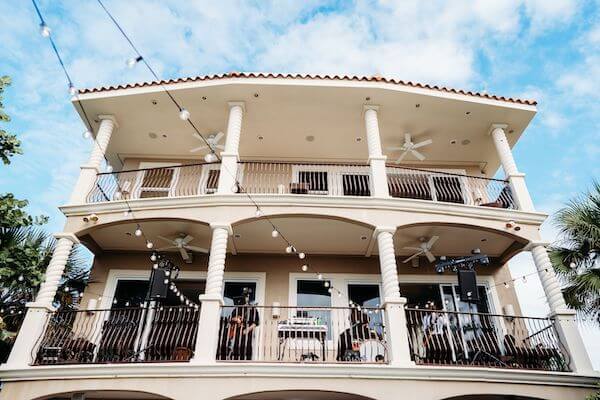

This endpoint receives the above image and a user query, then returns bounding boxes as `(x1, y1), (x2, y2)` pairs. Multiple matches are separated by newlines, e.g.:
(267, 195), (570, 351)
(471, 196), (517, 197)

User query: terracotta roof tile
(78, 72), (537, 106)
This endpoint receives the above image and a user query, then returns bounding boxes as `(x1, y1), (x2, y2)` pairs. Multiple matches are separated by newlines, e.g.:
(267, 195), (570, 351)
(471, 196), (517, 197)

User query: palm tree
(549, 181), (600, 325)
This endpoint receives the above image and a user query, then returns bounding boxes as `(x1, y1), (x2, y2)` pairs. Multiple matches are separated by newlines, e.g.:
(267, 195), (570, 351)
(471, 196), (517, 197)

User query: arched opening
(36, 390), (172, 400)
(442, 396), (546, 400)
(226, 390), (377, 400)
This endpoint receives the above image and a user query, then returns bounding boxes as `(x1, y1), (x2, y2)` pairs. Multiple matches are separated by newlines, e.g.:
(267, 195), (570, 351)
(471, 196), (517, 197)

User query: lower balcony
(32, 304), (567, 372)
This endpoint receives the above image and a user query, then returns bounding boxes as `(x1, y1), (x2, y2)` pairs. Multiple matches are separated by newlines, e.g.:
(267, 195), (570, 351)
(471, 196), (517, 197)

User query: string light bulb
(317, 273), (323, 280)
(17, 275), (24, 282)
(106, 165), (113, 173)
(271, 230), (279, 238)
(39, 22), (51, 37)
(126, 55), (143, 68)
(285, 245), (293, 254)
(150, 253), (157, 262)
(328, 288), (333, 293)
(324, 281), (330, 287)
(301, 264), (308, 271)
(179, 108), (190, 120)
(569, 262), (576, 269)
(522, 276), (527, 283)
(255, 209), (262, 217)
(68, 83), (77, 96)
(503, 282), (510, 289)
(146, 241), (154, 249)
(298, 252), (305, 259)
(134, 226), (142, 237)
(82, 130), (92, 139)
(204, 152), (217, 163)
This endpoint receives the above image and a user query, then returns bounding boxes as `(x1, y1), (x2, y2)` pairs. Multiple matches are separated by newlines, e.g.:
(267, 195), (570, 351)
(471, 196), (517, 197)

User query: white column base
(507, 173), (534, 212)
(217, 153), (239, 194)
(68, 164), (100, 204)
(551, 309), (594, 374)
(369, 156), (390, 198)
(5, 303), (54, 368)
(190, 295), (224, 364)
(383, 297), (414, 367)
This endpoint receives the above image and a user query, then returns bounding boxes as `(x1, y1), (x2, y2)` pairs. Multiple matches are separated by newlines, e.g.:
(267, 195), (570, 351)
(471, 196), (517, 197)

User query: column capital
(227, 101), (246, 112)
(209, 223), (233, 236)
(524, 241), (550, 251)
(53, 232), (80, 244)
(368, 155), (387, 162)
(363, 104), (380, 113)
(97, 114), (119, 129)
(488, 123), (508, 135)
(374, 226), (396, 235)
(198, 294), (225, 305)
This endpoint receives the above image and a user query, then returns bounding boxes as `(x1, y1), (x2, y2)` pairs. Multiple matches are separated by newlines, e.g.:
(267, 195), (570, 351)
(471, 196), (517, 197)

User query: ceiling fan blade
(179, 247), (190, 260)
(181, 235), (194, 245)
(412, 139), (433, 149)
(424, 250), (436, 263)
(185, 245), (209, 253)
(215, 144), (225, 150)
(213, 131), (225, 142)
(396, 151), (408, 163)
(387, 146), (404, 151)
(426, 235), (439, 248)
(190, 145), (208, 153)
(403, 246), (423, 251)
(411, 149), (426, 161)
(402, 251), (423, 263)
(404, 133), (412, 144)
(157, 235), (173, 243)
(156, 246), (176, 251)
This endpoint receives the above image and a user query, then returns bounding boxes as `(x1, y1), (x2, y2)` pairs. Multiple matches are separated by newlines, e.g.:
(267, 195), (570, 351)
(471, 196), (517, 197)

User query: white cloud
(523, 0), (578, 32)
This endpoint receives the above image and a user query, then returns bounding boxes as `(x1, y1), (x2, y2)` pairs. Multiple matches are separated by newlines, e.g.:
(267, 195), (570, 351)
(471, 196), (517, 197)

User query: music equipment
(458, 269), (480, 303)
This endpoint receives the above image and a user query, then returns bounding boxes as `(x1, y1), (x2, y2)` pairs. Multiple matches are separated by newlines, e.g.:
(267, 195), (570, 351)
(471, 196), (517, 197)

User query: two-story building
(0, 72), (597, 400)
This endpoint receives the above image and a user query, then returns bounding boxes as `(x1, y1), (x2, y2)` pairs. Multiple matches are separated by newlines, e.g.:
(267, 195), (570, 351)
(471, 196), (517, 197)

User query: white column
(489, 123), (534, 211)
(217, 102), (245, 194)
(529, 243), (593, 373)
(192, 224), (232, 363)
(69, 115), (118, 204)
(364, 105), (390, 198)
(6, 233), (79, 368)
(375, 227), (412, 367)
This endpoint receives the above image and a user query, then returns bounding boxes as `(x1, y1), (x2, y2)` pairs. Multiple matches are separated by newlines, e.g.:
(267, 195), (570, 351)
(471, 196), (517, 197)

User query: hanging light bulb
(503, 282), (510, 289)
(114, 190), (122, 199)
(153, 263), (158, 269)
(179, 108), (190, 120)
(134, 226), (142, 237)
(123, 209), (131, 217)
(328, 288), (333, 293)
(285, 245), (293, 254)
(301, 264), (308, 272)
(126, 55), (143, 68)
(337, 292), (342, 297)
(125, 301), (130, 307)
(255, 209), (262, 217)
(164, 270), (170, 277)
(68, 83), (77, 96)
(105, 165), (113, 173)
(569, 262), (576, 269)
(39, 22), (51, 37)
(522, 276), (527, 283)
(179, 295), (185, 301)
(271, 230), (279, 238)
(150, 253), (157, 262)
(113, 299), (118, 304)
(324, 281), (330, 288)
(146, 241), (154, 249)
(82, 130), (92, 139)
(204, 152), (218, 163)
(64, 286), (70, 292)
(317, 273), (323, 280)
(298, 252), (305, 259)
(17, 275), (24, 282)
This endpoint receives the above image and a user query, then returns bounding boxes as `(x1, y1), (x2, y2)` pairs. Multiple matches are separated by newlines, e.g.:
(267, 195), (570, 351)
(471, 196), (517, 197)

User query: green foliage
(586, 384), (600, 400)
(0, 75), (22, 165)
(0, 193), (48, 228)
(549, 181), (600, 325)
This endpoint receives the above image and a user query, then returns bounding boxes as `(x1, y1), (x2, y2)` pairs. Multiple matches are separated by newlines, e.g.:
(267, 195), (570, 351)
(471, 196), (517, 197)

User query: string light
(317, 273), (323, 280)
(134, 226), (143, 237)
(68, 83), (77, 96)
(17, 275), (24, 282)
(126, 55), (143, 68)
(503, 282), (510, 289)
(204, 152), (217, 163)
(82, 130), (92, 139)
(298, 252), (305, 259)
(105, 164), (113, 173)
(150, 253), (157, 262)
(146, 241), (154, 249)
(324, 281), (330, 288)
(39, 22), (51, 37)
(179, 108), (190, 121)
(271, 230), (279, 238)
(285, 245), (294, 254)
(255, 209), (262, 217)
(301, 264), (308, 271)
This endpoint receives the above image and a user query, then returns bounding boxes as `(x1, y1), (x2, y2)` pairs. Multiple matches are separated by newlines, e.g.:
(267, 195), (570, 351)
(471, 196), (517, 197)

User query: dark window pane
(399, 283), (443, 309)
(342, 174), (370, 196)
(297, 279), (331, 339)
(348, 284), (382, 330)
(223, 282), (257, 306)
(112, 280), (149, 308)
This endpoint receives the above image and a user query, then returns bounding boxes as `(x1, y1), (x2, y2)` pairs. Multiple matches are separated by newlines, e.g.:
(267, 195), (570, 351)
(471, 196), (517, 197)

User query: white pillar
(364, 106), (390, 198)
(217, 102), (244, 194)
(489, 123), (534, 211)
(69, 115), (118, 204)
(6, 233), (79, 368)
(375, 227), (412, 367)
(529, 243), (593, 373)
(192, 224), (232, 363)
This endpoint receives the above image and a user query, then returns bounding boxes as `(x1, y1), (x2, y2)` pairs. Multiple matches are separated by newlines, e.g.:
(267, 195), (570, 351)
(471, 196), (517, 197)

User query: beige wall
(82, 251), (519, 312)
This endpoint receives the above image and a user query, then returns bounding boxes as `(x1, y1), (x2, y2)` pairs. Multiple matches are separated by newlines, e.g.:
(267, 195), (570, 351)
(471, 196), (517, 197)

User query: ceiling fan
(388, 133), (432, 162)
(190, 131), (225, 153)
(402, 236), (439, 264)
(156, 233), (208, 263)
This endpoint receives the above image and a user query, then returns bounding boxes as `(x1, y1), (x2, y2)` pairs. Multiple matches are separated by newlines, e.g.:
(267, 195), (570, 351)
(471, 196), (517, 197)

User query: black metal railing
(217, 305), (387, 363)
(405, 308), (569, 371)
(33, 305), (199, 365)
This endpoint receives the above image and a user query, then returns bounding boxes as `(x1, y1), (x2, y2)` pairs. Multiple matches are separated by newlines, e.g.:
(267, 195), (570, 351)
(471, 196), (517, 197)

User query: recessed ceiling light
(201, 96), (207, 100)
(465, 111), (471, 115)
(234, 233), (241, 238)
(450, 139), (457, 144)
(257, 135), (264, 140)
(148, 132), (158, 139)
(305, 135), (315, 142)
(365, 96), (371, 101)
(415, 103), (421, 108)
(461, 139), (471, 145)
(356, 137), (362, 142)
(360, 235), (368, 240)
(481, 238), (487, 242)
(151, 99), (158, 105)
(254, 93), (259, 98)
(508, 129), (514, 134)
(162, 134), (167, 138)
(125, 232), (132, 236)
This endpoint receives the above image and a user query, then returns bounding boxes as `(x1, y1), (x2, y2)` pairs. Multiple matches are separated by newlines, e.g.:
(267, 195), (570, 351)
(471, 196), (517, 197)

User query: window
(164, 279), (206, 306)
(298, 171), (328, 194)
(399, 283), (443, 309)
(112, 280), (149, 308)
(297, 279), (332, 338)
(222, 281), (257, 318)
(342, 174), (370, 196)
(348, 283), (381, 330)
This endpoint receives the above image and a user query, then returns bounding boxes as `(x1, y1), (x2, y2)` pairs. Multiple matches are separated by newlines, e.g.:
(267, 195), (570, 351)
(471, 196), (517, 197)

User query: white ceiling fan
(388, 133), (432, 163)
(190, 131), (225, 153)
(156, 233), (208, 263)
(402, 236), (439, 264)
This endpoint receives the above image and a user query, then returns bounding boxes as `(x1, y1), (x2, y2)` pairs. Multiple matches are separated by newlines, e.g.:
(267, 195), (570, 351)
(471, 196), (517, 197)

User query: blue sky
(1, 1), (599, 366)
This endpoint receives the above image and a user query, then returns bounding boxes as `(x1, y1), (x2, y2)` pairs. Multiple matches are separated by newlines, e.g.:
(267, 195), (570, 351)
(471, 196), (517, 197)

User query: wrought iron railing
(217, 305), (387, 363)
(32, 305), (199, 365)
(86, 162), (221, 203)
(386, 165), (516, 208)
(405, 308), (569, 371)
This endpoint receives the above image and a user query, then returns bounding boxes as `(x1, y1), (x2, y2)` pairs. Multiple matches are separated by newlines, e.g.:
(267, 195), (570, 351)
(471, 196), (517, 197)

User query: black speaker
(458, 269), (480, 303)
(149, 266), (169, 300)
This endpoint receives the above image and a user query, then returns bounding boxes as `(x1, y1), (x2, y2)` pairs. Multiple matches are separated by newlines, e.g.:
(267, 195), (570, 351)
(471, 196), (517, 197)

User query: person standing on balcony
(225, 288), (260, 360)
(422, 303), (451, 364)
